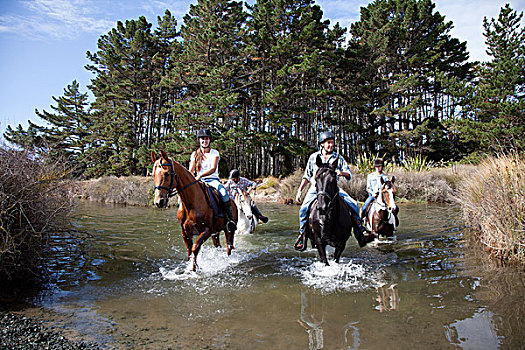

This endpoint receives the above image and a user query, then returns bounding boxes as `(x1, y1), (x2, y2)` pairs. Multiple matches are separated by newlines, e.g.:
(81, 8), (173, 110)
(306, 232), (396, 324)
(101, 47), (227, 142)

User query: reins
(154, 159), (199, 198)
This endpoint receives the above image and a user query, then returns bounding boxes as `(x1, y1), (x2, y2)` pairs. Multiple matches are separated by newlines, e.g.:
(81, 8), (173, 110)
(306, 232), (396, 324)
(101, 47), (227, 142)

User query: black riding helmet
(318, 131), (335, 145)
(229, 169), (240, 179)
(196, 128), (212, 139)
(374, 158), (384, 167)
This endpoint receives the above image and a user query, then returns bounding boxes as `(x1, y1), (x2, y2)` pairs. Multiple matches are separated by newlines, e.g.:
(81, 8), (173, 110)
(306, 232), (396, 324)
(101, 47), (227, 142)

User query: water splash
(159, 246), (254, 280)
(300, 259), (383, 293)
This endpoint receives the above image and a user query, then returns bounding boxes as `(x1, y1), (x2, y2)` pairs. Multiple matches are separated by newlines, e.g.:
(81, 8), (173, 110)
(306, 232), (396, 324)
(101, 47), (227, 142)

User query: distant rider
(360, 158), (399, 226)
(294, 131), (370, 250)
(225, 169), (269, 223)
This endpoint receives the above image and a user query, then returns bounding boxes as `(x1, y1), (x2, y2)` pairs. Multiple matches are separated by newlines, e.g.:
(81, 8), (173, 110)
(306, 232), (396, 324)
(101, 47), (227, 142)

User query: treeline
(4, 0), (524, 179)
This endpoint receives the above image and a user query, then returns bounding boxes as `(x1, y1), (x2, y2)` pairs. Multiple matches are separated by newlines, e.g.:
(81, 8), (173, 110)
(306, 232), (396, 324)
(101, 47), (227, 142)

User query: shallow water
(25, 201), (525, 349)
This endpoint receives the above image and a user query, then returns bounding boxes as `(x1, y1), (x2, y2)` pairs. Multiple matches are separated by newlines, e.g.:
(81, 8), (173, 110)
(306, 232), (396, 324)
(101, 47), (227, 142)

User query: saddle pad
(205, 185), (224, 219)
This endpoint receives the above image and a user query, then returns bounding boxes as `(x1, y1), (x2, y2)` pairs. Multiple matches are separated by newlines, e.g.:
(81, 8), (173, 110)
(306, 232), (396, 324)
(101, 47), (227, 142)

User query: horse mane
(159, 150), (196, 183)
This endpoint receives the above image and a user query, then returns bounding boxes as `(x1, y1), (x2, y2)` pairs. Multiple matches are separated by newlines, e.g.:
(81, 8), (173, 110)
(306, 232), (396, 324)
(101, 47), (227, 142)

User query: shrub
(279, 169), (304, 202)
(0, 147), (74, 287)
(401, 154), (434, 172)
(457, 152), (525, 263)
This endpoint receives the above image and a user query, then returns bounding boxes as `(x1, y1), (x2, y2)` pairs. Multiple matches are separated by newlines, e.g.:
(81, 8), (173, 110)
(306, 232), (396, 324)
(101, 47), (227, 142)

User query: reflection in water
(298, 290), (325, 349)
(343, 321), (360, 350)
(375, 283), (399, 312)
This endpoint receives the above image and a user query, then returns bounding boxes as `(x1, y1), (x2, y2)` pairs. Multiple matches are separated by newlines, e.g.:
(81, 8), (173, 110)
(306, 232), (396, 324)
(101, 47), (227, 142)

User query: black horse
(304, 155), (372, 265)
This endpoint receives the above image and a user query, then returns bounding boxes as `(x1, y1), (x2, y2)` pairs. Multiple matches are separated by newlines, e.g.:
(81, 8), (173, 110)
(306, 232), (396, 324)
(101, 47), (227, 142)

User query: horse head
(151, 150), (178, 208)
(379, 176), (396, 213)
(235, 189), (253, 221)
(314, 155), (339, 225)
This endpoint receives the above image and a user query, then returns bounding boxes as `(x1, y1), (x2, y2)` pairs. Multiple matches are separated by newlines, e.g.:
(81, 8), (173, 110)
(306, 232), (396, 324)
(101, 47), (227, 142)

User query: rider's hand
(295, 191), (302, 203)
(335, 170), (342, 176)
(196, 175), (201, 181)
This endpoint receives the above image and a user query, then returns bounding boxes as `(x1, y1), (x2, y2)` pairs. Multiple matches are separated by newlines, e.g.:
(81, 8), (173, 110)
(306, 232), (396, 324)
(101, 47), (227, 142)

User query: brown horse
(151, 150), (237, 271)
(366, 176), (397, 239)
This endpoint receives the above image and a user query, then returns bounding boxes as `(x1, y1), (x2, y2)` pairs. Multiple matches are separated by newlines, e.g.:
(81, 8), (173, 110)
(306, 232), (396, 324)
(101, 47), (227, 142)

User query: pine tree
(450, 4), (525, 153)
(4, 80), (91, 174)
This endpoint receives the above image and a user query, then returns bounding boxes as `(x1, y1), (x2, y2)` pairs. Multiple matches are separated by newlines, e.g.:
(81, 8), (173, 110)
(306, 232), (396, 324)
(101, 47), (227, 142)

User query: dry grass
(78, 176), (154, 206)
(278, 164), (475, 204)
(0, 147), (74, 286)
(457, 153), (525, 263)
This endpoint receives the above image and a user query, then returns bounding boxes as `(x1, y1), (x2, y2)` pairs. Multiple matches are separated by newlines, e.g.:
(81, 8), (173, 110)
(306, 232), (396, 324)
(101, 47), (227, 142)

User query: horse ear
(316, 154), (323, 167)
(391, 176), (395, 184)
(151, 151), (157, 163)
(331, 157), (338, 171)
(380, 176), (385, 184)
(160, 149), (168, 160)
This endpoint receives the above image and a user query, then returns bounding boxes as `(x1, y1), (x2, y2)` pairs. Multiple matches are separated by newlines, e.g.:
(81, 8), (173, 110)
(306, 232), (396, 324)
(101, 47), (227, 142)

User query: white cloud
(0, 0), (116, 39)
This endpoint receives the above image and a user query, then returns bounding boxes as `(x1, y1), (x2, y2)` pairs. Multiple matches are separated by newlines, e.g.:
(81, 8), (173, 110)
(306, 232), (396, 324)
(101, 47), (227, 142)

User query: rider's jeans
(361, 194), (375, 214)
(299, 185), (361, 233)
(202, 177), (230, 202)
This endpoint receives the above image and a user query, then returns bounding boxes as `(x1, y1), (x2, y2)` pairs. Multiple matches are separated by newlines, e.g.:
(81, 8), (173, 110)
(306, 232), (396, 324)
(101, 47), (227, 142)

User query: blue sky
(1, 0), (524, 140)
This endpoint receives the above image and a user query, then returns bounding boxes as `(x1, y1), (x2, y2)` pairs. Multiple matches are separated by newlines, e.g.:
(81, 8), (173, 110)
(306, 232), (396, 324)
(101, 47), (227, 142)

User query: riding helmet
(318, 131), (335, 145)
(229, 169), (240, 179)
(196, 128), (212, 139)
(374, 158), (384, 167)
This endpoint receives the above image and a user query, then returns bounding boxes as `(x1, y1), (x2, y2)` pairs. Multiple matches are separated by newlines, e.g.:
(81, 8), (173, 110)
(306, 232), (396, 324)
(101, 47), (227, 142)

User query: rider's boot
(353, 216), (373, 248)
(294, 227), (307, 252)
(221, 201), (237, 233)
(251, 204), (268, 223)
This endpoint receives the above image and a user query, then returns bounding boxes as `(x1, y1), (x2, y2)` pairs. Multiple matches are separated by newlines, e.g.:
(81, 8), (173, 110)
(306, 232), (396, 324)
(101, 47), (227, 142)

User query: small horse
(233, 189), (257, 234)
(151, 150), (237, 271)
(305, 155), (365, 265)
(366, 176), (397, 239)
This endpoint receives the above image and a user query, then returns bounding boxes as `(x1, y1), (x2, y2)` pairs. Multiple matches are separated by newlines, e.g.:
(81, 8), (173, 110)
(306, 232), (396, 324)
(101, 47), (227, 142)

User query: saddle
(200, 182), (224, 220)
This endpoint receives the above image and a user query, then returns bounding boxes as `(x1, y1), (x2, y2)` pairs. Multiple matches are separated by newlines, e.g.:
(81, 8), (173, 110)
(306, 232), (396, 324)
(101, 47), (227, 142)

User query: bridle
(374, 183), (396, 228)
(316, 168), (339, 212)
(316, 190), (338, 210)
(154, 159), (199, 198)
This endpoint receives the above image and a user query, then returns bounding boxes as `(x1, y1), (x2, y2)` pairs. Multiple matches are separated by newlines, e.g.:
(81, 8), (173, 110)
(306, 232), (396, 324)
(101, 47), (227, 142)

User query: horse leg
(181, 226), (193, 261)
(314, 236), (329, 265)
(191, 228), (212, 271)
(224, 228), (235, 256)
(334, 244), (346, 263)
(211, 233), (221, 248)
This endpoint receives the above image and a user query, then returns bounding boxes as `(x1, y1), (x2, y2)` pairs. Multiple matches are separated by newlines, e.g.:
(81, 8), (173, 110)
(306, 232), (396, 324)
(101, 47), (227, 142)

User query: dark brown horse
(366, 177), (397, 239)
(151, 150), (237, 271)
(305, 155), (370, 265)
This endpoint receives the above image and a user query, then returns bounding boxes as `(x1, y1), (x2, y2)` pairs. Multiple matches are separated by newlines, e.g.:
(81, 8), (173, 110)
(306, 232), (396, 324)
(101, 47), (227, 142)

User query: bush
(457, 152), (525, 263)
(0, 147), (74, 287)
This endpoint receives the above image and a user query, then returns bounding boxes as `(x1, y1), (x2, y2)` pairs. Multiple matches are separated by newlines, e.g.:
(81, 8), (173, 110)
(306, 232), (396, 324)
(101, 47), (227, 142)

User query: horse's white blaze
(153, 162), (167, 205)
(386, 188), (396, 212)
(234, 191), (257, 234)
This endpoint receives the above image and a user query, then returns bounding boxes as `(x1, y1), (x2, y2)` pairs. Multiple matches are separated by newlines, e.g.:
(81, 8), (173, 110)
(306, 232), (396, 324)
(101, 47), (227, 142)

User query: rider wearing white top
(195, 148), (220, 180)
(189, 129), (236, 233)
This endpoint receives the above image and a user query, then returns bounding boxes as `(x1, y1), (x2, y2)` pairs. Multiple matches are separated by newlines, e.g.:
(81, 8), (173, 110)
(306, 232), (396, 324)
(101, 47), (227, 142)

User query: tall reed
(457, 152), (525, 263)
